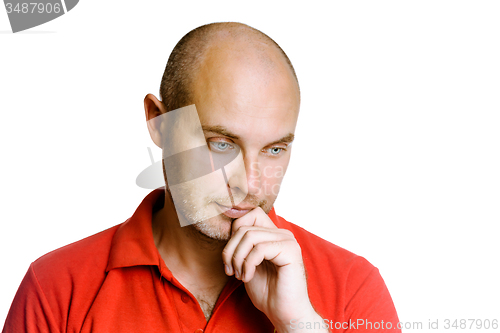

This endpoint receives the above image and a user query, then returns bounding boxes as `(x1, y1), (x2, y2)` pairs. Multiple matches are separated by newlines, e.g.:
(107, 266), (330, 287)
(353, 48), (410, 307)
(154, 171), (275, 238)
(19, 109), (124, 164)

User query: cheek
(260, 164), (287, 197)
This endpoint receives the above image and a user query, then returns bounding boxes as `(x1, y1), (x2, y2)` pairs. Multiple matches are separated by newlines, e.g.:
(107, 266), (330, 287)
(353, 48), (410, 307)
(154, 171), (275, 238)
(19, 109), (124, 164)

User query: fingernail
(225, 264), (233, 275)
(235, 270), (240, 279)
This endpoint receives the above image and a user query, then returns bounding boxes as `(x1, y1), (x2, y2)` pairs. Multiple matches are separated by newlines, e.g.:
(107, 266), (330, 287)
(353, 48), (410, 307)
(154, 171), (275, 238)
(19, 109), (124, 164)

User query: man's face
(165, 41), (300, 241)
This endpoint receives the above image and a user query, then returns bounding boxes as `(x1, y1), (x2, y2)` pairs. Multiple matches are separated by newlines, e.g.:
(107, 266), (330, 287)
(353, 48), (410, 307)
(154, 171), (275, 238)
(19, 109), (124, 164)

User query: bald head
(159, 22), (299, 112)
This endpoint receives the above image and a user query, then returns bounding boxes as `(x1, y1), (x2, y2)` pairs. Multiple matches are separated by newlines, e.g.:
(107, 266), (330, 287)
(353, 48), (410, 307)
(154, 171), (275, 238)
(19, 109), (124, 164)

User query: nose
(224, 150), (261, 200)
(243, 154), (261, 196)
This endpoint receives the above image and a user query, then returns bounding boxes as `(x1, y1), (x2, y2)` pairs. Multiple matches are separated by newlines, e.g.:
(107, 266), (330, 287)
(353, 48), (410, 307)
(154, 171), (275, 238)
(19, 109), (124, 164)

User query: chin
(191, 214), (234, 242)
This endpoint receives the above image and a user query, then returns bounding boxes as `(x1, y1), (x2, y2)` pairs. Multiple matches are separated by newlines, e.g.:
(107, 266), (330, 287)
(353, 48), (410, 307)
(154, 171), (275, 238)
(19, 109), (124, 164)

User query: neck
(152, 191), (229, 286)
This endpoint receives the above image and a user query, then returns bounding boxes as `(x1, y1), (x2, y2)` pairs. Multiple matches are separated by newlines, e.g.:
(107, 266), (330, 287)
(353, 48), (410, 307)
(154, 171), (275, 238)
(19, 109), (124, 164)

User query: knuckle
(273, 240), (283, 248)
(232, 221), (243, 229)
(254, 243), (264, 252)
(236, 225), (250, 234)
(242, 257), (249, 266)
(221, 248), (230, 258)
(291, 241), (303, 255)
(243, 229), (257, 239)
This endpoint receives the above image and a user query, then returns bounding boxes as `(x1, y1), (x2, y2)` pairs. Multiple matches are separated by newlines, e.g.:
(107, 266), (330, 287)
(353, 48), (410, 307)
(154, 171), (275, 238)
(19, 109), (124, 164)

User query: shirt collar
(106, 187), (281, 273)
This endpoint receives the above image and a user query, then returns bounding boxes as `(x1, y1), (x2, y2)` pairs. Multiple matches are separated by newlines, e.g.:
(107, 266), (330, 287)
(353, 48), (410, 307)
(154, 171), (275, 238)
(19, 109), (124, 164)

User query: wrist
(273, 308), (330, 333)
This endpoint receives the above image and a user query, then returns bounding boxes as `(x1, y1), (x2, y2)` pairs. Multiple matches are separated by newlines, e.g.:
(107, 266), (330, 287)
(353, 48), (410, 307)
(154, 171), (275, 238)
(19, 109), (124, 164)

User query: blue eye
(209, 141), (233, 152)
(269, 147), (283, 155)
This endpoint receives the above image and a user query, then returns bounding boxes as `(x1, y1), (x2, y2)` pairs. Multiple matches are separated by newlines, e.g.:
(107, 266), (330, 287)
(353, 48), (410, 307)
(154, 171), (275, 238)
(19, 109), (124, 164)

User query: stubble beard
(187, 196), (274, 245)
(189, 214), (235, 243)
(165, 186), (234, 246)
(165, 186), (274, 246)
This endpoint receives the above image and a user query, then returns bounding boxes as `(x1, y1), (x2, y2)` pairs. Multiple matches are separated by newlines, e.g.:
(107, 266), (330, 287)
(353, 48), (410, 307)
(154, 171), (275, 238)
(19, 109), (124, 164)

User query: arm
(342, 260), (401, 333)
(2, 264), (59, 333)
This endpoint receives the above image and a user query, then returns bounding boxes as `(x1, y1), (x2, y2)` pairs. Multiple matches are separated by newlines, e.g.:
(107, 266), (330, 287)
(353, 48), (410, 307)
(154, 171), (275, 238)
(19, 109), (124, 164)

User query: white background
(1, 1), (499, 330)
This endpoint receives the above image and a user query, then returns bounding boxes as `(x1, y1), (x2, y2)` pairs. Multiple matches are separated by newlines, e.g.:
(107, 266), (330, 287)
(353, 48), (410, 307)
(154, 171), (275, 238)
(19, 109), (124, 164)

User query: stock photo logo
(136, 105), (248, 226)
(3, 0), (78, 33)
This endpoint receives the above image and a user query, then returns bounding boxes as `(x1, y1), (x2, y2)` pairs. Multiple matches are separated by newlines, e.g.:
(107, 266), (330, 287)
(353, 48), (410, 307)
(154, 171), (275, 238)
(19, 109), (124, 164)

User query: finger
(229, 229), (293, 280)
(231, 207), (277, 238)
(222, 226), (287, 276)
(241, 239), (299, 283)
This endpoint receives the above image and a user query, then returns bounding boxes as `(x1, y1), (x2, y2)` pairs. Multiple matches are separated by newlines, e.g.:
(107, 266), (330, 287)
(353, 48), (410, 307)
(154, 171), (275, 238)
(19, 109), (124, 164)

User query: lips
(217, 203), (255, 219)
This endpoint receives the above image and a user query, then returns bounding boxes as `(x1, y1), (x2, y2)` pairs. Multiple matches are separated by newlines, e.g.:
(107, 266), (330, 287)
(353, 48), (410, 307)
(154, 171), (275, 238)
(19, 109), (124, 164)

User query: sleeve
(343, 259), (401, 333)
(2, 263), (60, 333)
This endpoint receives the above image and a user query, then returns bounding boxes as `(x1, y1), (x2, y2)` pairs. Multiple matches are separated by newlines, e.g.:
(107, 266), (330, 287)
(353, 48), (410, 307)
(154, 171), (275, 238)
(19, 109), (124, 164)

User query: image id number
(5, 2), (61, 14)
(444, 319), (498, 330)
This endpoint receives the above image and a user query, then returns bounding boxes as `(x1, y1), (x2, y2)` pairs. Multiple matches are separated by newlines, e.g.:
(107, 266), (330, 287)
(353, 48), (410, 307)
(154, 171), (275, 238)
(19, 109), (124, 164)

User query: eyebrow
(268, 133), (295, 146)
(202, 125), (239, 140)
(202, 125), (295, 146)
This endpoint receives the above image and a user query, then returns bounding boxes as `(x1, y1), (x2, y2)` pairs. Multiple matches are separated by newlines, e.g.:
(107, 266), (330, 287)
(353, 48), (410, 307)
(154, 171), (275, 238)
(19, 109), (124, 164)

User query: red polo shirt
(3, 188), (400, 333)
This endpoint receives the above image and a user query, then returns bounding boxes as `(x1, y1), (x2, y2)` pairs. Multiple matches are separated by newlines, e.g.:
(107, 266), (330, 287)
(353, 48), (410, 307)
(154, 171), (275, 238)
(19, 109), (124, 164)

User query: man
(3, 22), (400, 333)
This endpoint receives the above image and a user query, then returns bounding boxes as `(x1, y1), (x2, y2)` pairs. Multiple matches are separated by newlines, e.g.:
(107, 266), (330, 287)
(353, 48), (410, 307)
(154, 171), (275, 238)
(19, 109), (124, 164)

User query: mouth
(216, 203), (254, 219)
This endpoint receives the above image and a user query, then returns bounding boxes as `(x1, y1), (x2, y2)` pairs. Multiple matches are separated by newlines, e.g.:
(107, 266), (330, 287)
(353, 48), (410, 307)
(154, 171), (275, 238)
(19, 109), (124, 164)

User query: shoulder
(275, 214), (398, 320)
(274, 214), (377, 284)
(4, 224), (124, 332)
(31, 223), (122, 288)
(275, 214), (369, 265)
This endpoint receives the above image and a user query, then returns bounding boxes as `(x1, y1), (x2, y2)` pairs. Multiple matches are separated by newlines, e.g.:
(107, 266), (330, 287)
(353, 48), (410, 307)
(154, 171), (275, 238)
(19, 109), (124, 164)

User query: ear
(144, 94), (167, 148)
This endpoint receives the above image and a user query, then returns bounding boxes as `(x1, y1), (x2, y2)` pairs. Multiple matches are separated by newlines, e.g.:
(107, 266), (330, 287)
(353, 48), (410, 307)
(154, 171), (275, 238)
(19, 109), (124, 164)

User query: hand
(222, 207), (325, 332)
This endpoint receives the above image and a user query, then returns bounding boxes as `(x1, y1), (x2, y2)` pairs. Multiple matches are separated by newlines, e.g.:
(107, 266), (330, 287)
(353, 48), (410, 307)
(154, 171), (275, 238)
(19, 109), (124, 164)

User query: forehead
(191, 39), (300, 144)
